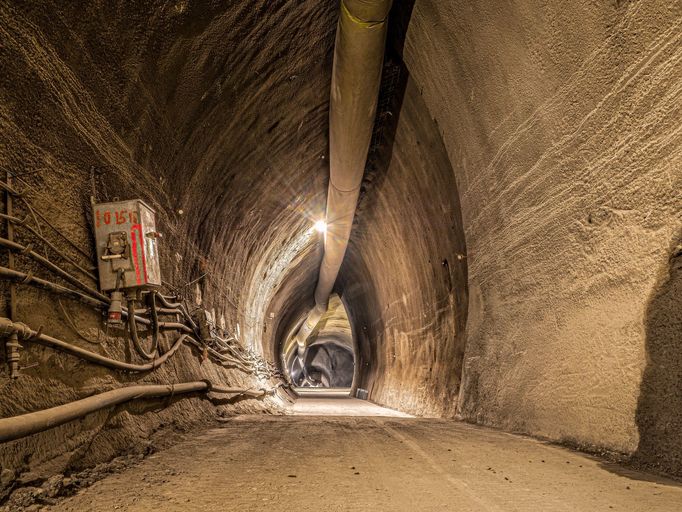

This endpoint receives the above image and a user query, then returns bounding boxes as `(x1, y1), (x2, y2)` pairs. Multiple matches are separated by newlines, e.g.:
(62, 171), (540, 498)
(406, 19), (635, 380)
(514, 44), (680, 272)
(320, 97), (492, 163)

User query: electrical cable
(126, 296), (158, 360)
(0, 318), (279, 378)
(57, 299), (101, 345)
(0, 236), (107, 302)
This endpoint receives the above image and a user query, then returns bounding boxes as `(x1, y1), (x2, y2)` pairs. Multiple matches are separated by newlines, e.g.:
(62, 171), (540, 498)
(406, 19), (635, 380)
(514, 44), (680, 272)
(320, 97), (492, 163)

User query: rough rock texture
(636, 238), (682, 475)
(340, 76), (469, 416)
(1, 0), (681, 496)
(0, 0), (336, 497)
(401, 0), (682, 471)
(38, 409), (682, 512)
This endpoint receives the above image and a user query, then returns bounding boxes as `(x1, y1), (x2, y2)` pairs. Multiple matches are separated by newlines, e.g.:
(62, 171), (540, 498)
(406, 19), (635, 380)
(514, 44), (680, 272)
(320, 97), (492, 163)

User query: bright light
(313, 220), (327, 233)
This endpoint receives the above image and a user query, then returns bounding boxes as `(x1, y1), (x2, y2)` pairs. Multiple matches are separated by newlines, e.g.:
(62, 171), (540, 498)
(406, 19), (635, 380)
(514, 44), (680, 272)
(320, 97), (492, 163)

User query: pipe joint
(6, 333), (21, 379)
(0, 318), (33, 339)
(328, 180), (362, 195)
(200, 378), (213, 392)
(342, 0), (393, 25)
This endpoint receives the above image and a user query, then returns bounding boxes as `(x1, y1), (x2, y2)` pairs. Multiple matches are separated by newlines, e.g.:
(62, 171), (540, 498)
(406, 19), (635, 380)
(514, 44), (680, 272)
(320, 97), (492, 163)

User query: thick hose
(0, 382), (207, 443)
(0, 318), (275, 378)
(0, 381), (278, 443)
(127, 297), (158, 360)
(293, 0), (392, 354)
(156, 294), (198, 331)
(0, 318), (186, 372)
(158, 321), (194, 333)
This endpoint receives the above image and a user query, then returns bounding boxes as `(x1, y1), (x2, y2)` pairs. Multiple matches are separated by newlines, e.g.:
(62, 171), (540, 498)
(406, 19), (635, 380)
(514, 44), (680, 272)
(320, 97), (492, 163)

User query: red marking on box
(130, 224), (143, 285)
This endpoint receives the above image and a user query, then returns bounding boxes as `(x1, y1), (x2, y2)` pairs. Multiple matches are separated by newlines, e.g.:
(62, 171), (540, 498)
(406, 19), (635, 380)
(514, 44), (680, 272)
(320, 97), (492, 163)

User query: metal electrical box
(92, 199), (162, 292)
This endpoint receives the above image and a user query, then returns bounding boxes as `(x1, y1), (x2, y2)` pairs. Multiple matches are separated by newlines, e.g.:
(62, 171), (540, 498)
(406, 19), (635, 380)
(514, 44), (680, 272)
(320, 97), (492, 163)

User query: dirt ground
(32, 398), (682, 511)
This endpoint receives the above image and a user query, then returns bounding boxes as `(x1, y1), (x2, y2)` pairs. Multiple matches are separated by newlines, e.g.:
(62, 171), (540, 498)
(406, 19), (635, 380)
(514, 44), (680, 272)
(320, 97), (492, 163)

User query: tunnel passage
(283, 295), (355, 388)
(1, 1), (682, 504)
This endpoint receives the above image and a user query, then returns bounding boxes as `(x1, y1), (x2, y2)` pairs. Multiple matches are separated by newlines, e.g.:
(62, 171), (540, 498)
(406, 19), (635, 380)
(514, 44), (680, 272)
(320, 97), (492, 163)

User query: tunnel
(282, 294), (356, 389)
(0, 0), (681, 510)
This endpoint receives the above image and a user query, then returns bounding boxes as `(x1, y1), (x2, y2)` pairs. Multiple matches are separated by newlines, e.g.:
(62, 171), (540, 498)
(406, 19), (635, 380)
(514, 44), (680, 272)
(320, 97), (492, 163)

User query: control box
(92, 199), (162, 292)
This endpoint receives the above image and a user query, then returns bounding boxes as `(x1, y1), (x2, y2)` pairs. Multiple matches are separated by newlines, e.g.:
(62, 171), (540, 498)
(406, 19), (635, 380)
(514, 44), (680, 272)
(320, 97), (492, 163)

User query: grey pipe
(0, 382), (208, 443)
(0, 381), (278, 443)
(0, 318), (187, 372)
(315, 0), (392, 307)
(294, 0), (392, 353)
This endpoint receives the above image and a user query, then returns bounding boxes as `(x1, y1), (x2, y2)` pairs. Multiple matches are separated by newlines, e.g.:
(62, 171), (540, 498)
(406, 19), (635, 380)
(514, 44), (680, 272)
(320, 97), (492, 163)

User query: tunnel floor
(291, 393), (414, 417)
(44, 399), (682, 511)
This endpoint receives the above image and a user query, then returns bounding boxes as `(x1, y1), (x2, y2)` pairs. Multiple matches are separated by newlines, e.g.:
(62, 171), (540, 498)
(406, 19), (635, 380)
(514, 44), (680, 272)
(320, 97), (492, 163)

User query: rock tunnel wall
(0, 0), (336, 494)
(399, 0), (682, 473)
(339, 75), (469, 417)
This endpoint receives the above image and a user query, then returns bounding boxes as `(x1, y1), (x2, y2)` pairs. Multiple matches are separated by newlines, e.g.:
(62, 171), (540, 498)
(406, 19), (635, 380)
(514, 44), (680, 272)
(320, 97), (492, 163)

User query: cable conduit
(0, 381), (279, 443)
(0, 236), (108, 303)
(0, 318), (274, 378)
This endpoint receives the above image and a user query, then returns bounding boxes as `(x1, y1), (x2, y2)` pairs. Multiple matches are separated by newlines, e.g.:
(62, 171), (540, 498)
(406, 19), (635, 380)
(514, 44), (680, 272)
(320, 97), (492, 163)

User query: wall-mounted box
(92, 199), (162, 292)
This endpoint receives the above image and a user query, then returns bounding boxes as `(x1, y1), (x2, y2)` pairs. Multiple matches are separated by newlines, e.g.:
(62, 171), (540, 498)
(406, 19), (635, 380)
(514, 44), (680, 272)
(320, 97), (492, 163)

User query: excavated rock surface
(403, 0), (682, 473)
(36, 406), (682, 512)
(1, 0), (681, 498)
(0, 0), (335, 500)
(339, 76), (469, 417)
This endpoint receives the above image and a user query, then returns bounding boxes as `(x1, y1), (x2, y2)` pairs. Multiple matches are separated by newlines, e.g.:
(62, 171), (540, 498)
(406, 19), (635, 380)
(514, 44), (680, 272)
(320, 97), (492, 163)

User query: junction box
(92, 199), (162, 293)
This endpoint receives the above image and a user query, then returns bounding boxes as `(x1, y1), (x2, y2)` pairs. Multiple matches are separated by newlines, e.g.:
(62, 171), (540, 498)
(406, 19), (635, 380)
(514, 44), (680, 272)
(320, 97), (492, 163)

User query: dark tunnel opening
(280, 294), (356, 390)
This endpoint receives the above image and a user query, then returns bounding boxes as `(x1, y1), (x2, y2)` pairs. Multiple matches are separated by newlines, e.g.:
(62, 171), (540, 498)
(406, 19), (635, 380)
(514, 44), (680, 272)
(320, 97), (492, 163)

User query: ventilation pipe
(293, 0), (392, 360)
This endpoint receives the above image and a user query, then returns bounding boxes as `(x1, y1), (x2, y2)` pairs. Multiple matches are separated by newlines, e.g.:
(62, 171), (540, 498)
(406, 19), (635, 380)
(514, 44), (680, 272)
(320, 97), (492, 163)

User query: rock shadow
(633, 230), (682, 478)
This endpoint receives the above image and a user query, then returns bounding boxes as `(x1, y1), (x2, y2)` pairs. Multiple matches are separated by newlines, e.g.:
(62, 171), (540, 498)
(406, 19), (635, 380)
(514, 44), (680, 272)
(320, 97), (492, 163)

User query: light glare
(313, 220), (327, 233)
